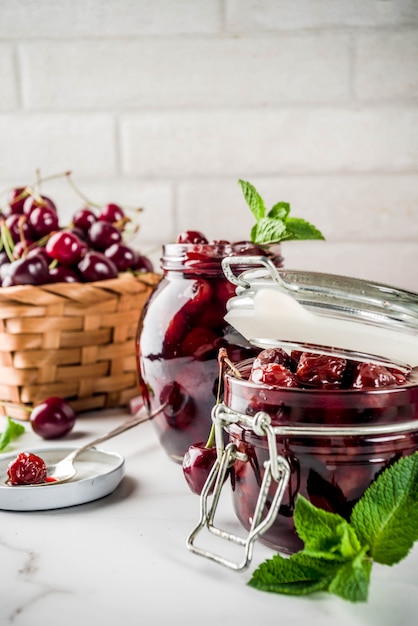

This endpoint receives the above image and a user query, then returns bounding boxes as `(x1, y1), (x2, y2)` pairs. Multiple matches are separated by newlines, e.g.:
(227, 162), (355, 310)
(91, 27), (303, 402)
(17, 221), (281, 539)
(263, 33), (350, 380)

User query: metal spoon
(7, 404), (164, 487)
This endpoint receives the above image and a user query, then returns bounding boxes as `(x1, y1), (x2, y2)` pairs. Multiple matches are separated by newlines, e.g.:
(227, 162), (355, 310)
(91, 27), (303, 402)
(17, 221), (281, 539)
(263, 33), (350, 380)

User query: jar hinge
(186, 405), (291, 571)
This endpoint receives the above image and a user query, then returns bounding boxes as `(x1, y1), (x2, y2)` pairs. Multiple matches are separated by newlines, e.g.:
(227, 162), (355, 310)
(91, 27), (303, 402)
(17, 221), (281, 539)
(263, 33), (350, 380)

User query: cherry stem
(0, 220), (15, 262)
(18, 215), (29, 254)
(205, 423), (215, 449)
(218, 347), (242, 379)
(204, 348), (241, 450)
(0, 169), (71, 204)
(64, 171), (101, 209)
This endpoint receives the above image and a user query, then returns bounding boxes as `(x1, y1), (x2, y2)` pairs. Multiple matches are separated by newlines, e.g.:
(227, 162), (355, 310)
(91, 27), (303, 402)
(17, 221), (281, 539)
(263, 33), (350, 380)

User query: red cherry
(7, 452), (48, 485)
(104, 242), (139, 271)
(28, 205), (59, 238)
(77, 250), (118, 282)
(98, 203), (125, 223)
(6, 187), (30, 215)
(351, 363), (404, 389)
(163, 310), (189, 355)
(181, 326), (218, 358)
(176, 230), (209, 244)
(49, 266), (80, 283)
(46, 230), (87, 266)
(252, 348), (292, 370)
(88, 221), (122, 251)
(250, 362), (299, 387)
(131, 254), (154, 273)
(2, 254), (50, 287)
(296, 353), (347, 389)
(25, 245), (51, 265)
(182, 279), (212, 315)
(12, 240), (36, 260)
(23, 194), (57, 217)
(72, 207), (97, 232)
(182, 443), (218, 495)
(30, 397), (76, 439)
(5, 213), (35, 243)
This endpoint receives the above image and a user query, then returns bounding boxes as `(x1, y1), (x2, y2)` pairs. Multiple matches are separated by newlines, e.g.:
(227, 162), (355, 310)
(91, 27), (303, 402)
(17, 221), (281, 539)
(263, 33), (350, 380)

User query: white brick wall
(0, 0), (417, 290)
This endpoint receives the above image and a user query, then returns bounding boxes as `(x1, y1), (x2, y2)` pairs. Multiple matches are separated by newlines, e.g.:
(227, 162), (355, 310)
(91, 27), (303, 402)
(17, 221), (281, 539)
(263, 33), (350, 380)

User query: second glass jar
(135, 241), (283, 463)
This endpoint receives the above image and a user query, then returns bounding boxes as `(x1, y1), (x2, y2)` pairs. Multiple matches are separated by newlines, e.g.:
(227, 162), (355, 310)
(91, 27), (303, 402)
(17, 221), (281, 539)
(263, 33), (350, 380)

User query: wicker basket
(0, 272), (161, 420)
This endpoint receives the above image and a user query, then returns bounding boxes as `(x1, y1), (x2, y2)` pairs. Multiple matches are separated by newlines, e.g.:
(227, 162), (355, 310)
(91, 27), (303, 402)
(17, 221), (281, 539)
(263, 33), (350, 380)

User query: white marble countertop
(1, 408), (417, 626)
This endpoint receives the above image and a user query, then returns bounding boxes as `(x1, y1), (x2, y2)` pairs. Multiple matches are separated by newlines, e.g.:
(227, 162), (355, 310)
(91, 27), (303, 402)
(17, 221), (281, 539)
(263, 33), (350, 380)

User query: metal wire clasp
(186, 404), (291, 571)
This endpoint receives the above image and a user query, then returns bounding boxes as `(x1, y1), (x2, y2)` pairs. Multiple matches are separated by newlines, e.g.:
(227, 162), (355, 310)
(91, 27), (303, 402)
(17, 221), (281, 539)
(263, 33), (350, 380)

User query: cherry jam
(223, 358), (418, 554)
(7, 451), (48, 485)
(135, 240), (283, 462)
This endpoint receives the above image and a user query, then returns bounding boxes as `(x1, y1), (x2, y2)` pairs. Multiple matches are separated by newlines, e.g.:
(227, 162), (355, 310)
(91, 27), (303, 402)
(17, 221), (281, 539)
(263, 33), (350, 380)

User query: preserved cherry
(136, 234), (283, 462)
(7, 451), (48, 485)
(222, 352), (418, 554)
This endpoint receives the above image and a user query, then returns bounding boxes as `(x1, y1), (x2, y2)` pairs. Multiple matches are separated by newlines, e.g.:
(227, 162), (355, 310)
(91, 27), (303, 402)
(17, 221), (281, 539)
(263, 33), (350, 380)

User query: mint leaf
(239, 179), (324, 244)
(248, 551), (340, 595)
(282, 217), (325, 241)
(250, 217), (287, 244)
(294, 495), (362, 560)
(238, 180), (266, 222)
(0, 416), (25, 451)
(248, 496), (370, 601)
(350, 452), (418, 565)
(248, 546), (372, 602)
(248, 454), (418, 603)
(328, 549), (372, 603)
(268, 202), (290, 220)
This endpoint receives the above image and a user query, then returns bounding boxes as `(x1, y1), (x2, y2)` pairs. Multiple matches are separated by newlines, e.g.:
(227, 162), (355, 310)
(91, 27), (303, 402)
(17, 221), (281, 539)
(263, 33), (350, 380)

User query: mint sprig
(248, 452), (418, 602)
(0, 416), (25, 451)
(239, 179), (325, 244)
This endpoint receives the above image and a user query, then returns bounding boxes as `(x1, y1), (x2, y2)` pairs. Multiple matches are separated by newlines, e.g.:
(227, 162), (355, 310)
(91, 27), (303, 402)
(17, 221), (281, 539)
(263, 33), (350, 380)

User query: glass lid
(222, 256), (418, 372)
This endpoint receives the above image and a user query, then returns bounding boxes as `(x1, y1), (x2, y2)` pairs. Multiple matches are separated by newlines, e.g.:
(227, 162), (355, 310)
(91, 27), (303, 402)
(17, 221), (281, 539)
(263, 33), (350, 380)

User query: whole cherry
(28, 205), (59, 238)
(46, 230), (88, 266)
(182, 443), (218, 495)
(98, 202), (125, 223)
(176, 230), (209, 244)
(49, 265), (80, 283)
(30, 397), (76, 439)
(5, 213), (35, 244)
(72, 207), (97, 232)
(131, 253), (154, 273)
(104, 242), (139, 271)
(88, 221), (122, 251)
(77, 250), (118, 282)
(2, 254), (50, 287)
(6, 187), (31, 215)
(23, 194), (57, 217)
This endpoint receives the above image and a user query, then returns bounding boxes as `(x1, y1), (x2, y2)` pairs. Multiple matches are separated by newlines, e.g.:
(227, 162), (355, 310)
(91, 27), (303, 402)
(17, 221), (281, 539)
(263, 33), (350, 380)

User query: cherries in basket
(0, 172), (153, 287)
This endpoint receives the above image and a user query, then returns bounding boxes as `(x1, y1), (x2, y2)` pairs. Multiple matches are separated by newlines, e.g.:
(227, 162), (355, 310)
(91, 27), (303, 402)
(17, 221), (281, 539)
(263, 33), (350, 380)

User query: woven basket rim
(0, 271), (161, 306)
(0, 270), (161, 419)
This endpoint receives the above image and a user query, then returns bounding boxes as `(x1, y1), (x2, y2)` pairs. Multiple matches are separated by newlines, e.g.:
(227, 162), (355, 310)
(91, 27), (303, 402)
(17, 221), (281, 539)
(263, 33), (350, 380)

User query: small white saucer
(0, 447), (125, 511)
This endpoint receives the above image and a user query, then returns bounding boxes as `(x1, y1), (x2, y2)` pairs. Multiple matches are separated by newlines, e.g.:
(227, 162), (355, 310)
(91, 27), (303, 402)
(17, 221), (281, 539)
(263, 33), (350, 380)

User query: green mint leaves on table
(248, 452), (418, 603)
(238, 179), (325, 244)
(0, 416), (25, 452)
